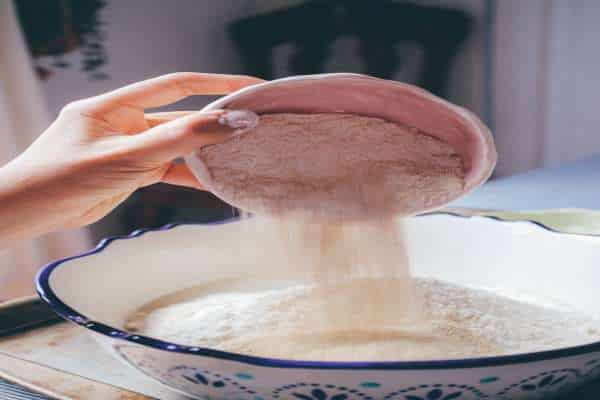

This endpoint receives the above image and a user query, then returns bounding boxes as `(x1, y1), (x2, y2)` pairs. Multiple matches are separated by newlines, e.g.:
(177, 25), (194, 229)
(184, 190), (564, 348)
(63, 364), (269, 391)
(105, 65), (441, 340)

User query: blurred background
(1, 0), (599, 298)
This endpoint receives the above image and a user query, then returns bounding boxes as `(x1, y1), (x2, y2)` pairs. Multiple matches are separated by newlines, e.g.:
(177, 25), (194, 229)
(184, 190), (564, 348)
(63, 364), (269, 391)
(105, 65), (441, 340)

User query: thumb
(126, 109), (259, 162)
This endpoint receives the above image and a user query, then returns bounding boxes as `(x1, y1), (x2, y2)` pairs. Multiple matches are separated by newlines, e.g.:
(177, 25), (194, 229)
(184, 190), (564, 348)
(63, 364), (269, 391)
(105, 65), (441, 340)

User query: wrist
(0, 157), (61, 246)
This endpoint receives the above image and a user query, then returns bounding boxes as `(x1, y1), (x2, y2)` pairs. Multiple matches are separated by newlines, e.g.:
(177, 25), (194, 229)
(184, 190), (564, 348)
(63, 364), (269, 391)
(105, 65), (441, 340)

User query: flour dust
(242, 215), (421, 333)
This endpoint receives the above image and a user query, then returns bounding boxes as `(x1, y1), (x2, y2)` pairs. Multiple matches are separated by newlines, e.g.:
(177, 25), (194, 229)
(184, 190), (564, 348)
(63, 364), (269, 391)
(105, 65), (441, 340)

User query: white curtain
(0, 0), (91, 299)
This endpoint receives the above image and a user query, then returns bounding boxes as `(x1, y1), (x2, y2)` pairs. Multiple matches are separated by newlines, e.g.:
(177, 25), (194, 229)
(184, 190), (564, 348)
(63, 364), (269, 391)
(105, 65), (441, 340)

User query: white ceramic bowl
(37, 214), (600, 399)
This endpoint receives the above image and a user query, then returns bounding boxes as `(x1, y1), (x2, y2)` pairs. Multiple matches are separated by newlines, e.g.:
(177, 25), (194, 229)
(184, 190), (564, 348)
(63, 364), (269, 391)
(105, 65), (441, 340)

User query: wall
(42, 0), (255, 116)
(492, 0), (600, 176)
(492, 0), (549, 176)
(544, 0), (600, 166)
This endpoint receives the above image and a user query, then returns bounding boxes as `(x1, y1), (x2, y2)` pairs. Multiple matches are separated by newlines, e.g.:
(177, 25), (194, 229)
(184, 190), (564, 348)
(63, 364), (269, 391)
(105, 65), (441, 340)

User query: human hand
(0, 72), (262, 245)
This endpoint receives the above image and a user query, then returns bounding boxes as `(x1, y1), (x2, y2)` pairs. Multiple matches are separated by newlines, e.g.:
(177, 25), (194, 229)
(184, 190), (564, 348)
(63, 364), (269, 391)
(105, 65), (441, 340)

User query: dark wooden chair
(229, 0), (473, 97)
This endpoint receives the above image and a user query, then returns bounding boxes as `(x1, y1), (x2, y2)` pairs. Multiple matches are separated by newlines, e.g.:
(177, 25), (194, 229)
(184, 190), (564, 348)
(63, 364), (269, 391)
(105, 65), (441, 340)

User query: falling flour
(182, 112), (464, 358)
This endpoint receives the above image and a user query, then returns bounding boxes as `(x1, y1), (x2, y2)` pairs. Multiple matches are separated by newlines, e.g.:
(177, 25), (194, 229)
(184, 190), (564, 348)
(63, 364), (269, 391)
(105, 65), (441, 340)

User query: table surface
(0, 351), (149, 400)
(0, 320), (183, 399)
(453, 155), (600, 211)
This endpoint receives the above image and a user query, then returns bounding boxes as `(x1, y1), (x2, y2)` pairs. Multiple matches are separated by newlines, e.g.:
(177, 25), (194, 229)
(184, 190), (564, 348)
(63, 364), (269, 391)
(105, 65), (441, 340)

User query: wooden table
(0, 352), (151, 400)
(0, 297), (182, 399)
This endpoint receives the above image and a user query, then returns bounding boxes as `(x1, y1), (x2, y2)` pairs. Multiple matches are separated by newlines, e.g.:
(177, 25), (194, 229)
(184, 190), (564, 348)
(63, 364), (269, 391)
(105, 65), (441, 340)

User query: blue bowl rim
(36, 212), (600, 370)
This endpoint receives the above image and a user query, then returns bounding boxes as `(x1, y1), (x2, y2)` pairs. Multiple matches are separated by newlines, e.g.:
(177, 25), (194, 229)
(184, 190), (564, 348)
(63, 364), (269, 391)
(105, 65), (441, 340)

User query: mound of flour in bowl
(126, 276), (600, 361)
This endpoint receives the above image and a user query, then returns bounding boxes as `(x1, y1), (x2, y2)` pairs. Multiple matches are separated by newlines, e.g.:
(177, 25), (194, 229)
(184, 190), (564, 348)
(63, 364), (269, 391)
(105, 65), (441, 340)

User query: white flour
(416, 279), (600, 357)
(126, 277), (600, 361)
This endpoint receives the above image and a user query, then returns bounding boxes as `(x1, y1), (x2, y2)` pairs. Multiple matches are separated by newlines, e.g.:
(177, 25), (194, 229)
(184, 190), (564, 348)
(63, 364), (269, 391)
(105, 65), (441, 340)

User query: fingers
(145, 111), (196, 128)
(125, 109), (259, 162)
(85, 73), (263, 112)
(161, 163), (204, 189)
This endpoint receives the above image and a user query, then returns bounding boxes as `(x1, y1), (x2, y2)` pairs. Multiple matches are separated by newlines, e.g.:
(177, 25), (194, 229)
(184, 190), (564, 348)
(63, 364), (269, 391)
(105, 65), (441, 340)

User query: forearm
(0, 158), (63, 247)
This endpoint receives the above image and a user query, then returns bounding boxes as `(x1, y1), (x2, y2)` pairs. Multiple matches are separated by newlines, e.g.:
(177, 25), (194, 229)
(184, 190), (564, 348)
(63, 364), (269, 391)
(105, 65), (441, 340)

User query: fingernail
(218, 109), (259, 135)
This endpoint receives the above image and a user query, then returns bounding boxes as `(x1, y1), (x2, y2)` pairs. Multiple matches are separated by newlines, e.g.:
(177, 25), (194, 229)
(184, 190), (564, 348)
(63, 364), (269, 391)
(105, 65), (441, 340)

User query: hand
(0, 72), (262, 246)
